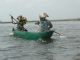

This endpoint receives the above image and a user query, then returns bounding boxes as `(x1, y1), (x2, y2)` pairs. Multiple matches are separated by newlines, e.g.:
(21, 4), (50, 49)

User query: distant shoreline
(0, 19), (80, 23)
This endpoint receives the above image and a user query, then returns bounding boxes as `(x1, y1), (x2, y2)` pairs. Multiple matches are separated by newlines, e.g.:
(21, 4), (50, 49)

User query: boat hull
(13, 30), (54, 40)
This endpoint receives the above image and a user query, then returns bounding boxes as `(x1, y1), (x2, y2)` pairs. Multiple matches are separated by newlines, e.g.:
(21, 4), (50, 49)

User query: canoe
(13, 30), (54, 40)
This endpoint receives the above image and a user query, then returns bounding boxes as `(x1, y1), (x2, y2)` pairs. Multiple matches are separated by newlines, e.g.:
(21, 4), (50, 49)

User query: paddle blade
(9, 33), (14, 36)
(60, 35), (66, 38)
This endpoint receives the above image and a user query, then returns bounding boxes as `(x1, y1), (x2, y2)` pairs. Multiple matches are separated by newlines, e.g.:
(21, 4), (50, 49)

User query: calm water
(0, 21), (80, 60)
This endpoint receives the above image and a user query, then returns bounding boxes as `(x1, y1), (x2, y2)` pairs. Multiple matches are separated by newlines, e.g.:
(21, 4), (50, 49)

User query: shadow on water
(36, 38), (56, 60)
(38, 38), (56, 44)
(73, 53), (80, 60)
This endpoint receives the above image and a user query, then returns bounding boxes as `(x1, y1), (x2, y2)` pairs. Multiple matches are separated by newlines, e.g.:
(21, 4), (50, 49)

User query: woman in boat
(17, 15), (27, 31)
(36, 13), (53, 32)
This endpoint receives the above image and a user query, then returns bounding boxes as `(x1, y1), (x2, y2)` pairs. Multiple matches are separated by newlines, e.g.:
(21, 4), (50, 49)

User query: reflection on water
(38, 38), (56, 44)
(35, 38), (55, 60)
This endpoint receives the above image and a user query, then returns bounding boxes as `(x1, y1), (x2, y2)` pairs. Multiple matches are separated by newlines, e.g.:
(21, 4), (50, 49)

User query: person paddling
(36, 12), (53, 32)
(17, 15), (27, 31)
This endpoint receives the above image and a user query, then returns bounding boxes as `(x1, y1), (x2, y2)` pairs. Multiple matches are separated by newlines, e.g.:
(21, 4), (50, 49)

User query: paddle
(9, 15), (18, 24)
(9, 32), (14, 36)
(10, 15), (28, 31)
(54, 31), (66, 38)
(54, 31), (61, 35)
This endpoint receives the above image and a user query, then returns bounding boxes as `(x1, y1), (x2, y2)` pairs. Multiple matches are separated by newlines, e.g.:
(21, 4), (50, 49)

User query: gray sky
(0, 0), (80, 21)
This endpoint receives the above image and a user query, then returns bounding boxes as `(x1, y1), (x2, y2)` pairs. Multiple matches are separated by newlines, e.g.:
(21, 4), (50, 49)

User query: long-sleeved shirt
(39, 20), (53, 32)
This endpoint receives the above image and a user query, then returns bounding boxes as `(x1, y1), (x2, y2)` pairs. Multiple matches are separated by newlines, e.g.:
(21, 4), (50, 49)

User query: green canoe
(13, 30), (54, 40)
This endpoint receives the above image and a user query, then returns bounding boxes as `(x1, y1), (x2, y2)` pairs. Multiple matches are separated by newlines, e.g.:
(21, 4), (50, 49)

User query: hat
(39, 12), (49, 18)
(43, 13), (49, 17)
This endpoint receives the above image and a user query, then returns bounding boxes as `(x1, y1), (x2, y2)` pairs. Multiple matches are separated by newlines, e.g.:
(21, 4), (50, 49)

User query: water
(0, 21), (80, 60)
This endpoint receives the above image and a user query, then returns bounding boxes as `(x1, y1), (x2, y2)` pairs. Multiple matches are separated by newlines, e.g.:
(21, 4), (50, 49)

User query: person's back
(35, 12), (53, 32)
(36, 12), (53, 32)
(39, 18), (52, 32)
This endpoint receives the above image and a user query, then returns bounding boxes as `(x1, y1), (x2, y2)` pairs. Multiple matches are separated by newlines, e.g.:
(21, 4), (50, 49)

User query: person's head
(19, 15), (23, 19)
(39, 14), (45, 21)
(23, 17), (26, 19)
(43, 12), (49, 17)
(39, 12), (49, 21)
(17, 15), (23, 20)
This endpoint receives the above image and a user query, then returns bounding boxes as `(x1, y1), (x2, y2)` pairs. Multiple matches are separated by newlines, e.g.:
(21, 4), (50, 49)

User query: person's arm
(48, 21), (53, 28)
(24, 17), (27, 24)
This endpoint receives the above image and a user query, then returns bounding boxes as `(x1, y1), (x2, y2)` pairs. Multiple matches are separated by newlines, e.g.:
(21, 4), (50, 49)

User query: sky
(0, 0), (80, 21)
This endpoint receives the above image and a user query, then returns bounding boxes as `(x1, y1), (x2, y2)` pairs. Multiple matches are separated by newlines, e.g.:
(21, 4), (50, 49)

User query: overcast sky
(0, 0), (80, 21)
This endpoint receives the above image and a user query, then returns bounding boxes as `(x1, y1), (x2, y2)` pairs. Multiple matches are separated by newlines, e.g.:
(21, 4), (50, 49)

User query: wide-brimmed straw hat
(39, 12), (49, 18)
(43, 13), (49, 17)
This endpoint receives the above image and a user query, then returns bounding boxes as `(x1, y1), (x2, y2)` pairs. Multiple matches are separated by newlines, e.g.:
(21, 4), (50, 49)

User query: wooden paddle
(10, 15), (28, 31)
(9, 15), (18, 24)
(54, 31), (62, 35)
(54, 31), (66, 38)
